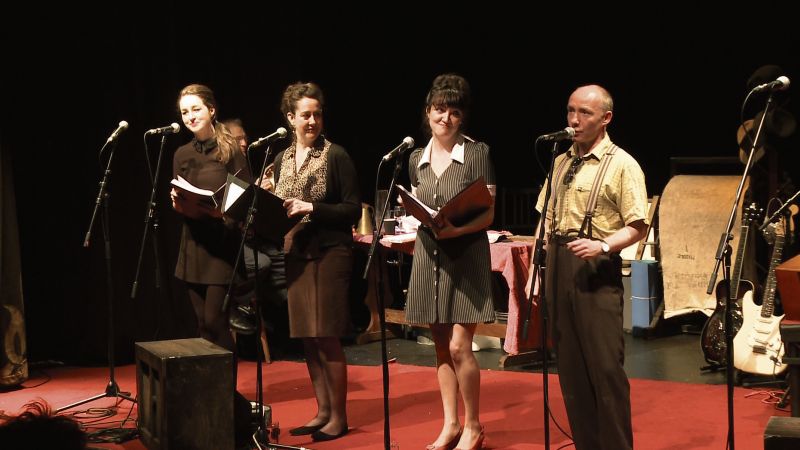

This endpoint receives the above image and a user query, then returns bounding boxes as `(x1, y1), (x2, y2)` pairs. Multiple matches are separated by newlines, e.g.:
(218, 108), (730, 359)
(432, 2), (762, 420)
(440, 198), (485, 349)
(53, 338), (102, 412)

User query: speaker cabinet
(764, 416), (800, 449)
(135, 338), (234, 450)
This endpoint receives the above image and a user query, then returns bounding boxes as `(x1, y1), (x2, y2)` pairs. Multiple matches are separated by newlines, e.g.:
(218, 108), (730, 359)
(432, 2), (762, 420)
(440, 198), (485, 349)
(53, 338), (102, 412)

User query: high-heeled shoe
(426, 428), (462, 450)
(455, 427), (484, 450)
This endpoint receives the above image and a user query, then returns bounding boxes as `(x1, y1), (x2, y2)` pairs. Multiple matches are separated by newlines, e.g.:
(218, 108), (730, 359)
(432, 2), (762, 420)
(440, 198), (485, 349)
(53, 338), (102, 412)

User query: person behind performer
(222, 118), (287, 340)
(170, 84), (252, 353)
(224, 118), (249, 155)
(222, 117), (276, 191)
(273, 81), (360, 442)
(0, 400), (88, 450)
(404, 73), (495, 450)
(527, 85), (648, 450)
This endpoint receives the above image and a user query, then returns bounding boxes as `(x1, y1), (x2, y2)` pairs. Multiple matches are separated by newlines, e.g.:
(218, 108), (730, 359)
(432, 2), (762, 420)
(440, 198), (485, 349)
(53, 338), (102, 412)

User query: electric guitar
(733, 218), (787, 376)
(700, 204), (761, 366)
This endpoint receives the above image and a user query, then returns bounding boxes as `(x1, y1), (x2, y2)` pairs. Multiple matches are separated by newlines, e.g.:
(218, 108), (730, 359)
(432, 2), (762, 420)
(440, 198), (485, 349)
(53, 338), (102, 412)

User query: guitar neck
(760, 233), (784, 318)
(730, 223), (750, 299)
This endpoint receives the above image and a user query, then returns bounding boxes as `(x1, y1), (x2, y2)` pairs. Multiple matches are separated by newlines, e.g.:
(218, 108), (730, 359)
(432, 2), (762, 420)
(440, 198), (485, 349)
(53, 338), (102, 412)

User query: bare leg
(315, 336), (348, 435)
(429, 324), (463, 448)
(451, 323), (483, 449)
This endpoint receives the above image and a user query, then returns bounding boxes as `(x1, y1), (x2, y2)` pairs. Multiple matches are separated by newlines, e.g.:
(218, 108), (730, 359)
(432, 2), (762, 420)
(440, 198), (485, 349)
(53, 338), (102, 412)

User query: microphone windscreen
(746, 64), (783, 90)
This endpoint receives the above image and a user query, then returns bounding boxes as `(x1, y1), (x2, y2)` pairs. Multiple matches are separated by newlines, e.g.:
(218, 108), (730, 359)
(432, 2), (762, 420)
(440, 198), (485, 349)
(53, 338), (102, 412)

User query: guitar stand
(700, 363), (726, 373)
(738, 371), (787, 388)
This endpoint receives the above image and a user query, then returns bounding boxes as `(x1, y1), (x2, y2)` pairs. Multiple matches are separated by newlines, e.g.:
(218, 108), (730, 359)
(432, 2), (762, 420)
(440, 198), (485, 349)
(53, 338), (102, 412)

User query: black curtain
(1, 141), (28, 387)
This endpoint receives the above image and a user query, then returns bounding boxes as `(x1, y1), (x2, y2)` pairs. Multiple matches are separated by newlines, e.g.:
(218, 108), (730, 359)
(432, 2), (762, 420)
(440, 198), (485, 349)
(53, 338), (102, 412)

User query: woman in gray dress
(405, 74), (495, 450)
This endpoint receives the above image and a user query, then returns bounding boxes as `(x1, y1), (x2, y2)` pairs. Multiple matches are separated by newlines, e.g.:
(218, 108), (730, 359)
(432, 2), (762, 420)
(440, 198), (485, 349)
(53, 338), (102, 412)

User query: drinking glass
(392, 206), (406, 233)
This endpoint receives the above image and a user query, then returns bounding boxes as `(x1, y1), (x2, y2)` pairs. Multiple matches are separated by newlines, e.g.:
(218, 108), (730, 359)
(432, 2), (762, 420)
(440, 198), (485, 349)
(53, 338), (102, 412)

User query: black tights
(186, 283), (236, 354)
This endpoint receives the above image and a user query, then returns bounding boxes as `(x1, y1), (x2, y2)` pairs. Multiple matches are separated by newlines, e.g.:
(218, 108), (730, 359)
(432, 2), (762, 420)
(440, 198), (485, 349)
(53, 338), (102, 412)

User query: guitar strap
(577, 145), (618, 239)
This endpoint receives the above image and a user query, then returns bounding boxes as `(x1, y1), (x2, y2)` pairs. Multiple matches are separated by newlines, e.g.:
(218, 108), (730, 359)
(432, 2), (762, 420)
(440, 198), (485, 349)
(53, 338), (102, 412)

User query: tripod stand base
(249, 426), (312, 450)
(778, 386), (791, 409)
(56, 379), (136, 413)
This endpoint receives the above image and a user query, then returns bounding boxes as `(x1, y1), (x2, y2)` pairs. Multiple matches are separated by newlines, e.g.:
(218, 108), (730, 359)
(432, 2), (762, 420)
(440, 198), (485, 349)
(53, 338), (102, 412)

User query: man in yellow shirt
(529, 85), (649, 450)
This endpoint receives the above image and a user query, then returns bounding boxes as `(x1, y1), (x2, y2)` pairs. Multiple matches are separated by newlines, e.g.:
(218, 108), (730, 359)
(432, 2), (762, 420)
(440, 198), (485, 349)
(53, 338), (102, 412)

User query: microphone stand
(759, 188), (800, 231)
(130, 135), (169, 301)
(361, 156), (402, 450)
(62, 133), (136, 414)
(705, 88), (777, 450)
(521, 138), (560, 450)
(222, 142), (305, 450)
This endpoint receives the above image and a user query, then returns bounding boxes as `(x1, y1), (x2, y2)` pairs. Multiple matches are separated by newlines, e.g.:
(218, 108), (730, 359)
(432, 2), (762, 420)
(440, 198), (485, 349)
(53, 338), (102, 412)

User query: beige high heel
(426, 428), (462, 450)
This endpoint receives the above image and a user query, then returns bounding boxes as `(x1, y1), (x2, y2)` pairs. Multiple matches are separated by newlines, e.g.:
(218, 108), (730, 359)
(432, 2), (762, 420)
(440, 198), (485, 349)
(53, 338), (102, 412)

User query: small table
(354, 232), (543, 367)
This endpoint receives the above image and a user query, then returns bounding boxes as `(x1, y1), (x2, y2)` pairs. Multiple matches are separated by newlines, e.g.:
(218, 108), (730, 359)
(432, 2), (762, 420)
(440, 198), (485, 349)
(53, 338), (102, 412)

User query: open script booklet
(396, 176), (493, 234)
(170, 175), (224, 219)
(171, 174), (300, 243)
(220, 174), (300, 243)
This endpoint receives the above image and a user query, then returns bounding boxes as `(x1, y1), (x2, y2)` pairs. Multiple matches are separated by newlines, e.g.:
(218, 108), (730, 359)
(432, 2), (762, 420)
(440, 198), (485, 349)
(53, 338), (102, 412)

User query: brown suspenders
(545, 144), (618, 239)
(578, 145), (618, 239)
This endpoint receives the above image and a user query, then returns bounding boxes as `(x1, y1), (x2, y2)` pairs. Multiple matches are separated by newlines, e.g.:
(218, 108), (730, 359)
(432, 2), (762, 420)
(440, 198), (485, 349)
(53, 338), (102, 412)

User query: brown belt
(548, 234), (578, 245)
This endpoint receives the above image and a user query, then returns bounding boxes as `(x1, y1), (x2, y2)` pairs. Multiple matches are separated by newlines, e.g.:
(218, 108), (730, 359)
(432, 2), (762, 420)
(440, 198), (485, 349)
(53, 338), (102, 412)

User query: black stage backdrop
(2, 6), (799, 365)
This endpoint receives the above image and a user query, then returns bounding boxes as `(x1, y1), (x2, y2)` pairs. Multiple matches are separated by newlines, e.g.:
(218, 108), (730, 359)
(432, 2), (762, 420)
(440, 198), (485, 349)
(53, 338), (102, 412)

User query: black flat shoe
(229, 305), (257, 335)
(311, 427), (349, 442)
(289, 423), (325, 436)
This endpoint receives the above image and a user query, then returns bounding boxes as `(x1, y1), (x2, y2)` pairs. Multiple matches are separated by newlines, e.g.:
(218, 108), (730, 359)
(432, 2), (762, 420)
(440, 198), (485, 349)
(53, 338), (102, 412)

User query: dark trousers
(545, 239), (632, 450)
(238, 243), (288, 308)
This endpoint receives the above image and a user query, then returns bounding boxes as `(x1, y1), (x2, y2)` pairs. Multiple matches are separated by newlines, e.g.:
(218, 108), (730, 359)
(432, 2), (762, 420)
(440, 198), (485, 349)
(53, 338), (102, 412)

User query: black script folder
(170, 175), (224, 219)
(397, 176), (492, 232)
(221, 174), (300, 244)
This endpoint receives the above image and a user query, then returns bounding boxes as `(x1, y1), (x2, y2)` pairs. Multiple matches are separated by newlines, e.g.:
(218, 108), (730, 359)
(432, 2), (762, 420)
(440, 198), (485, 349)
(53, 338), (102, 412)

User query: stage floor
(1, 325), (791, 450)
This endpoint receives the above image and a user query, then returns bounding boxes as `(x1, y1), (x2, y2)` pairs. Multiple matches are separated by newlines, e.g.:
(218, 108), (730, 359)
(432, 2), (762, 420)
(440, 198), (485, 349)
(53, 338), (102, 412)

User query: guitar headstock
(762, 203), (795, 244)
(743, 203), (764, 226)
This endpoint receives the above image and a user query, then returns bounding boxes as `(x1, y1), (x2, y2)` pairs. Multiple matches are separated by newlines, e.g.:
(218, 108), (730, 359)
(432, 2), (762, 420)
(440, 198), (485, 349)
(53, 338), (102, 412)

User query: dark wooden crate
(135, 338), (234, 450)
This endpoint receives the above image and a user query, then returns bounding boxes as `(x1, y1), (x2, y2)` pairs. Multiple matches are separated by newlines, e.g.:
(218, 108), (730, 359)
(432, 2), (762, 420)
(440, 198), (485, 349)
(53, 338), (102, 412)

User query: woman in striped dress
(405, 74), (495, 450)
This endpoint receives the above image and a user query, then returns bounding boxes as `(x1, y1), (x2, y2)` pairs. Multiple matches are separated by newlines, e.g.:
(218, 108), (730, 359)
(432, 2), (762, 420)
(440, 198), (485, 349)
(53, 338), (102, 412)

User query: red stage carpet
(0, 360), (788, 449)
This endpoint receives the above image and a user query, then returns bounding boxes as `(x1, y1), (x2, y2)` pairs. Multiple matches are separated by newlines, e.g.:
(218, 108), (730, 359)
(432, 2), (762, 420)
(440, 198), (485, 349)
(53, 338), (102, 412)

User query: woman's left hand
(433, 216), (460, 239)
(283, 198), (313, 217)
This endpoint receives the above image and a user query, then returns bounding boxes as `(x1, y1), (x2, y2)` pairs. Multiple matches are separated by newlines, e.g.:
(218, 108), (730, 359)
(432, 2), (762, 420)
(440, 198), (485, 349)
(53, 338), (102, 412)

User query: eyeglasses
(563, 156), (584, 186)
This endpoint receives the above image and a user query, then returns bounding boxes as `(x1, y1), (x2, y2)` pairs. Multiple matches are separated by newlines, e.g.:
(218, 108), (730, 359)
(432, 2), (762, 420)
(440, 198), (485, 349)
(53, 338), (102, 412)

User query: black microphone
(250, 127), (288, 148)
(752, 76), (791, 93)
(538, 127), (575, 142)
(145, 123), (181, 135)
(381, 136), (415, 162)
(106, 120), (129, 143)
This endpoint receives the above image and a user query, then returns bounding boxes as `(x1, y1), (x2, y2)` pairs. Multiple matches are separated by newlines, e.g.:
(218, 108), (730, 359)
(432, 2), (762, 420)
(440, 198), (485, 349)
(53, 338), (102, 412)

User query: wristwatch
(600, 240), (610, 255)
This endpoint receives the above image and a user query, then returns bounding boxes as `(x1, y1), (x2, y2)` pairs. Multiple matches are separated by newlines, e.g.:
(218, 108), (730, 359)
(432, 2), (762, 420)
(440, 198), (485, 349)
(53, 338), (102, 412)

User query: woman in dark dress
(405, 74), (495, 450)
(273, 82), (360, 442)
(170, 84), (251, 353)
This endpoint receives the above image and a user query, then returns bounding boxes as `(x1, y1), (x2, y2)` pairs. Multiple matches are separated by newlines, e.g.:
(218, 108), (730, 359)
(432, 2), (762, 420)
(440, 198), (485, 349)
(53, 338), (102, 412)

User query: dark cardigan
(273, 142), (360, 254)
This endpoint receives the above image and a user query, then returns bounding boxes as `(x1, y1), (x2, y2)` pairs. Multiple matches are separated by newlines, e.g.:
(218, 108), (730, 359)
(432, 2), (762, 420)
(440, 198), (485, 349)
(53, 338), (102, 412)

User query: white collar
(418, 135), (467, 168)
